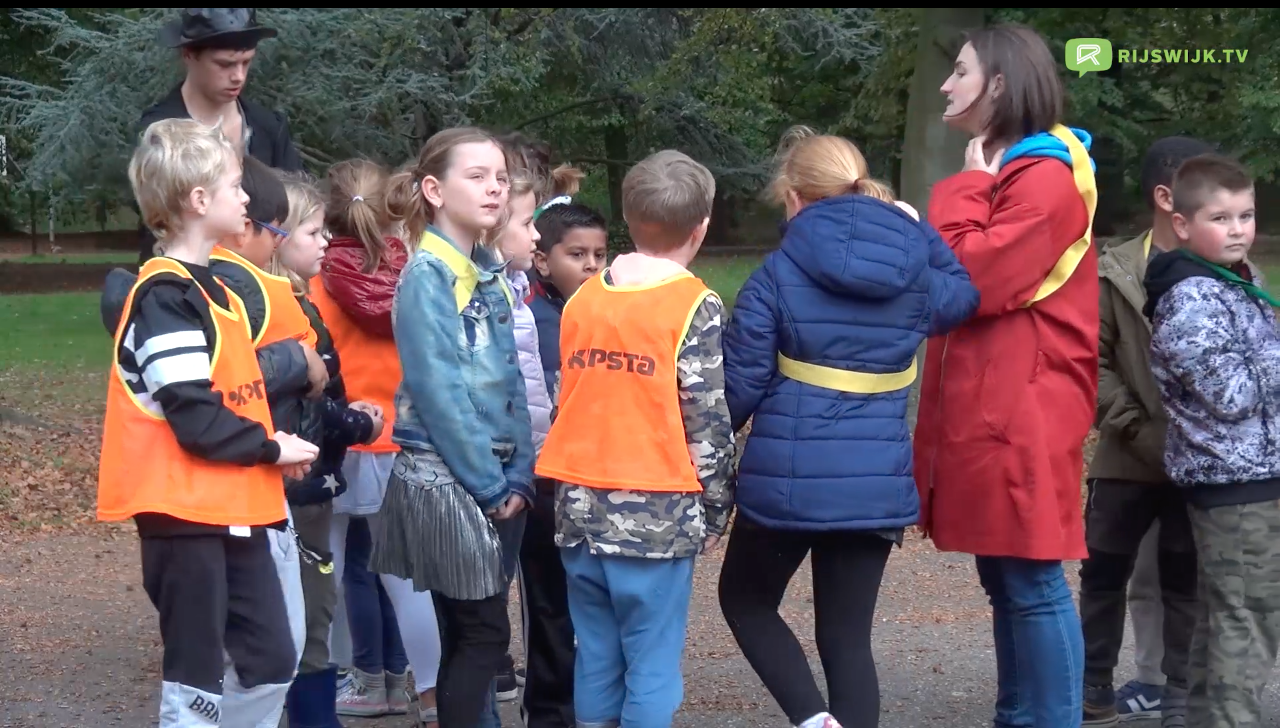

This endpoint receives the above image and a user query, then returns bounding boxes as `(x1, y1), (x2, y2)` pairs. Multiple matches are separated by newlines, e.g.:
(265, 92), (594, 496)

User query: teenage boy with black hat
(135, 8), (303, 264)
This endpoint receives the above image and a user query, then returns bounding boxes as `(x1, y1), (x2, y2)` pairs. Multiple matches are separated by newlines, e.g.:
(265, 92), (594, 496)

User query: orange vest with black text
(308, 278), (401, 453)
(96, 257), (286, 526)
(210, 245), (318, 348)
(535, 271), (713, 493)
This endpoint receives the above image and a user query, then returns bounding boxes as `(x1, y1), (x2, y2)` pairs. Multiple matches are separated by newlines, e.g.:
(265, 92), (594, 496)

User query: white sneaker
(797, 713), (842, 728)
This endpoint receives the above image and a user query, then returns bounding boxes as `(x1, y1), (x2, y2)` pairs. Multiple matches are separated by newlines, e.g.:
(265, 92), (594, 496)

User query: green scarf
(1180, 249), (1280, 307)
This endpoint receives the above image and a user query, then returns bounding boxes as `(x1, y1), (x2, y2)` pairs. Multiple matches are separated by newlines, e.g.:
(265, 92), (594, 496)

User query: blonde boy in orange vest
(536, 150), (736, 728)
(98, 118), (318, 728)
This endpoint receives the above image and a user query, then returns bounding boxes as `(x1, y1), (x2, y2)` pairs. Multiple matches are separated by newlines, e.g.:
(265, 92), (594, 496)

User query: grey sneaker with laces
(385, 670), (410, 715)
(335, 666), (389, 717)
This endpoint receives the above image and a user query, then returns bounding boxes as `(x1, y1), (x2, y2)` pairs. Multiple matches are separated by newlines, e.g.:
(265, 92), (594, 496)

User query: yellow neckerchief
(1021, 124), (1098, 307)
(418, 229), (513, 313)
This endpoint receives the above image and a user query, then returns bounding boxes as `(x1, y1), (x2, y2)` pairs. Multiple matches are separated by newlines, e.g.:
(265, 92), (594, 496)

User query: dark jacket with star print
(288, 296), (375, 507)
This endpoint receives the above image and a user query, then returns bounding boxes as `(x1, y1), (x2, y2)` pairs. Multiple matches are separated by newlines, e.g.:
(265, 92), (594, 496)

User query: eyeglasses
(254, 220), (288, 238)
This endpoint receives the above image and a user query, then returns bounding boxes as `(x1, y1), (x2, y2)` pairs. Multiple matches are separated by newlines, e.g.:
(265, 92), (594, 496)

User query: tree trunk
(29, 191), (37, 256)
(899, 8), (986, 214)
(603, 124), (628, 222)
(900, 8), (985, 429)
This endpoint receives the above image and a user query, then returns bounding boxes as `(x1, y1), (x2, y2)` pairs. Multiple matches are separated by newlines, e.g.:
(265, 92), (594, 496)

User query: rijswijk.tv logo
(1065, 38), (1249, 76)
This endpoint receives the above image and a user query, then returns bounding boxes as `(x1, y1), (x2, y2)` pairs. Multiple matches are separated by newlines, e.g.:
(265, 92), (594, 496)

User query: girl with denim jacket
(314, 159), (442, 724)
(370, 126), (536, 727)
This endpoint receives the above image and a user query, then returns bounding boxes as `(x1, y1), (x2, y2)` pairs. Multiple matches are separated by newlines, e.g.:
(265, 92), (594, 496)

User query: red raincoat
(914, 159), (1098, 561)
(319, 236), (409, 339)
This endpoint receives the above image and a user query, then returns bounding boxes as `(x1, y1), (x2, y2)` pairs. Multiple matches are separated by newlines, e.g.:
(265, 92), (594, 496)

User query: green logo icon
(1066, 38), (1113, 76)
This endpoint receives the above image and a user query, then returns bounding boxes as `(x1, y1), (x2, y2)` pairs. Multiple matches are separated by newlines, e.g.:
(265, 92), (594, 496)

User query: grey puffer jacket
(1145, 250), (1280, 508)
(507, 270), (553, 453)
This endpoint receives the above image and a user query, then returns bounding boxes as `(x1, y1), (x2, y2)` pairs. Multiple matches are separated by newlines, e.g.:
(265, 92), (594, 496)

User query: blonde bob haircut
(271, 170), (326, 295)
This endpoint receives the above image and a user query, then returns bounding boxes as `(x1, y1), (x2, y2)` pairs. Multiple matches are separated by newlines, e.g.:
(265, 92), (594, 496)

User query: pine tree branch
(296, 143), (336, 166)
(515, 95), (627, 130)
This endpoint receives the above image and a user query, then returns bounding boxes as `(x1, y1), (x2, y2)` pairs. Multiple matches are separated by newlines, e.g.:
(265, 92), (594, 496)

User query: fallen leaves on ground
(0, 422), (102, 537)
(0, 368), (106, 539)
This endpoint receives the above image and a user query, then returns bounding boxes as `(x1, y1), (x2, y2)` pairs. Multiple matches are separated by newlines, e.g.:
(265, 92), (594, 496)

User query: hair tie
(352, 195), (364, 202)
(534, 195), (572, 220)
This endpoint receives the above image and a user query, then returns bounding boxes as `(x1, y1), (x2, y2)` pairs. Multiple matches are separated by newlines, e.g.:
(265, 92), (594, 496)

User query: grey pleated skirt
(369, 447), (506, 600)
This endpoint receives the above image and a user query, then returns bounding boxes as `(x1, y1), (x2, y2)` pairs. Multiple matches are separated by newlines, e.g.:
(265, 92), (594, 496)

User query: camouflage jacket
(1146, 251), (1280, 508)
(554, 289), (736, 559)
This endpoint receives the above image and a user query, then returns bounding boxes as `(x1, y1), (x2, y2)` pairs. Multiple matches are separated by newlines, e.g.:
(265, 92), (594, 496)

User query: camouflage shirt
(554, 286), (736, 560)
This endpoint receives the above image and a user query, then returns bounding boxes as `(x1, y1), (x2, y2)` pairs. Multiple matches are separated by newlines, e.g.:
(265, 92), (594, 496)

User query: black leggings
(718, 516), (893, 728)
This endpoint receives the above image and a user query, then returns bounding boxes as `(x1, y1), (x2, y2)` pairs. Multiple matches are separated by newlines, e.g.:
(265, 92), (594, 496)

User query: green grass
(0, 256), (764, 373)
(1, 252), (137, 265)
(0, 292), (112, 372)
(692, 254), (764, 309)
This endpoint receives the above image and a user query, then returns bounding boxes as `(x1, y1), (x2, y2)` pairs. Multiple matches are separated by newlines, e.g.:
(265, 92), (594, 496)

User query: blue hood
(780, 194), (928, 299)
(1001, 126), (1096, 172)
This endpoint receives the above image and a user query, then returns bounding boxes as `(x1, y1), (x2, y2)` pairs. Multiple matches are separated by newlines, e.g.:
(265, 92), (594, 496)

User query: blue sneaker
(1116, 680), (1162, 722)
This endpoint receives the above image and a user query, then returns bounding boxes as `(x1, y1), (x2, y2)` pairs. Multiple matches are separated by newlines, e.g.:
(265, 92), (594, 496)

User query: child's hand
(273, 431), (319, 468)
(350, 401), (382, 419)
(702, 534), (722, 553)
(350, 401), (385, 444)
(302, 345), (329, 399)
(365, 410), (385, 445)
(492, 493), (527, 520)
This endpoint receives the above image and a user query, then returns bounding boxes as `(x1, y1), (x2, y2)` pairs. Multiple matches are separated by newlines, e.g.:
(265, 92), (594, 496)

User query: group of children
(97, 107), (1280, 728)
(1083, 135), (1280, 728)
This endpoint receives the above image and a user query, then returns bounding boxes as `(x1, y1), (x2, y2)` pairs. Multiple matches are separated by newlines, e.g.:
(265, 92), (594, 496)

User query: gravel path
(5, 529), (1279, 728)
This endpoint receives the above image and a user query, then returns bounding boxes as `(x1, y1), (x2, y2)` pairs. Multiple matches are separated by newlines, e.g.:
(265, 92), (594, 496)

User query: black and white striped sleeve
(120, 280), (281, 466)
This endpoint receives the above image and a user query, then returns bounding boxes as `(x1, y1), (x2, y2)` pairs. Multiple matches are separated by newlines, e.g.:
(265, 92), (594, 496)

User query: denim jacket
(390, 227), (536, 511)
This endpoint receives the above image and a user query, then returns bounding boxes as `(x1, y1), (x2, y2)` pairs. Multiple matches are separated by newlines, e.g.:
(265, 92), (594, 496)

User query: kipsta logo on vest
(225, 378), (267, 407)
(567, 348), (657, 377)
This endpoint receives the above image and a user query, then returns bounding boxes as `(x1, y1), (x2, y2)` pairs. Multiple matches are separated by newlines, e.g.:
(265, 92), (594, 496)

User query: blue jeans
(344, 516), (409, 675)
(561, 544), (695, 728)
(477, 511), (527, 728)
(975, 556), (1084, 728)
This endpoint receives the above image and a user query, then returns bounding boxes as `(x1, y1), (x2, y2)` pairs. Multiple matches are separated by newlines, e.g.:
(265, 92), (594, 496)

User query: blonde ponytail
(769, 125), (896, 208)
(851, 177), (896, 204)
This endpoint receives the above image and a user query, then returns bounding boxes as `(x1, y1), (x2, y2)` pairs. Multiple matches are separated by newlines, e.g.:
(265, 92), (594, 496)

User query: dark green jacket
(1088, 231), (1169, 483)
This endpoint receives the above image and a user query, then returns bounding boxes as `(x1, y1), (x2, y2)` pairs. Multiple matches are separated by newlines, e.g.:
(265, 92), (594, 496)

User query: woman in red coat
(914, 24), (1098, 727)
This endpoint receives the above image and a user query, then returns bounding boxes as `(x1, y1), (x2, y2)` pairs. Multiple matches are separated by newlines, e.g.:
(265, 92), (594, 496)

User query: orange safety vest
(535, 271), (713, 493)
(97, 257), (286, 526)
(210, 245), (318, 348)
(309, 277), (401, 453)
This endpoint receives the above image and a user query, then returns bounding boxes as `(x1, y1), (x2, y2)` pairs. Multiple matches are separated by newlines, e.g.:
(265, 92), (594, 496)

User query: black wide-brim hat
(160, 8), (278, 49)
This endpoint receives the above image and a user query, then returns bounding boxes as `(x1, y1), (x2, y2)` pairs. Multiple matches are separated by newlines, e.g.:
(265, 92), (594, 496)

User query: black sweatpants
(433, 591), (512, 727)
(140, 530), (297, 725)
(518, 483), (576, 728)
(718, 515), (893, 728)
(1079, 478), (1198, 689)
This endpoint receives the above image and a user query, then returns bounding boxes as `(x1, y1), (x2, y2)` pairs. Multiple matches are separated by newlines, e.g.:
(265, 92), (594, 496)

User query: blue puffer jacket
(724, 194), (979, 531)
